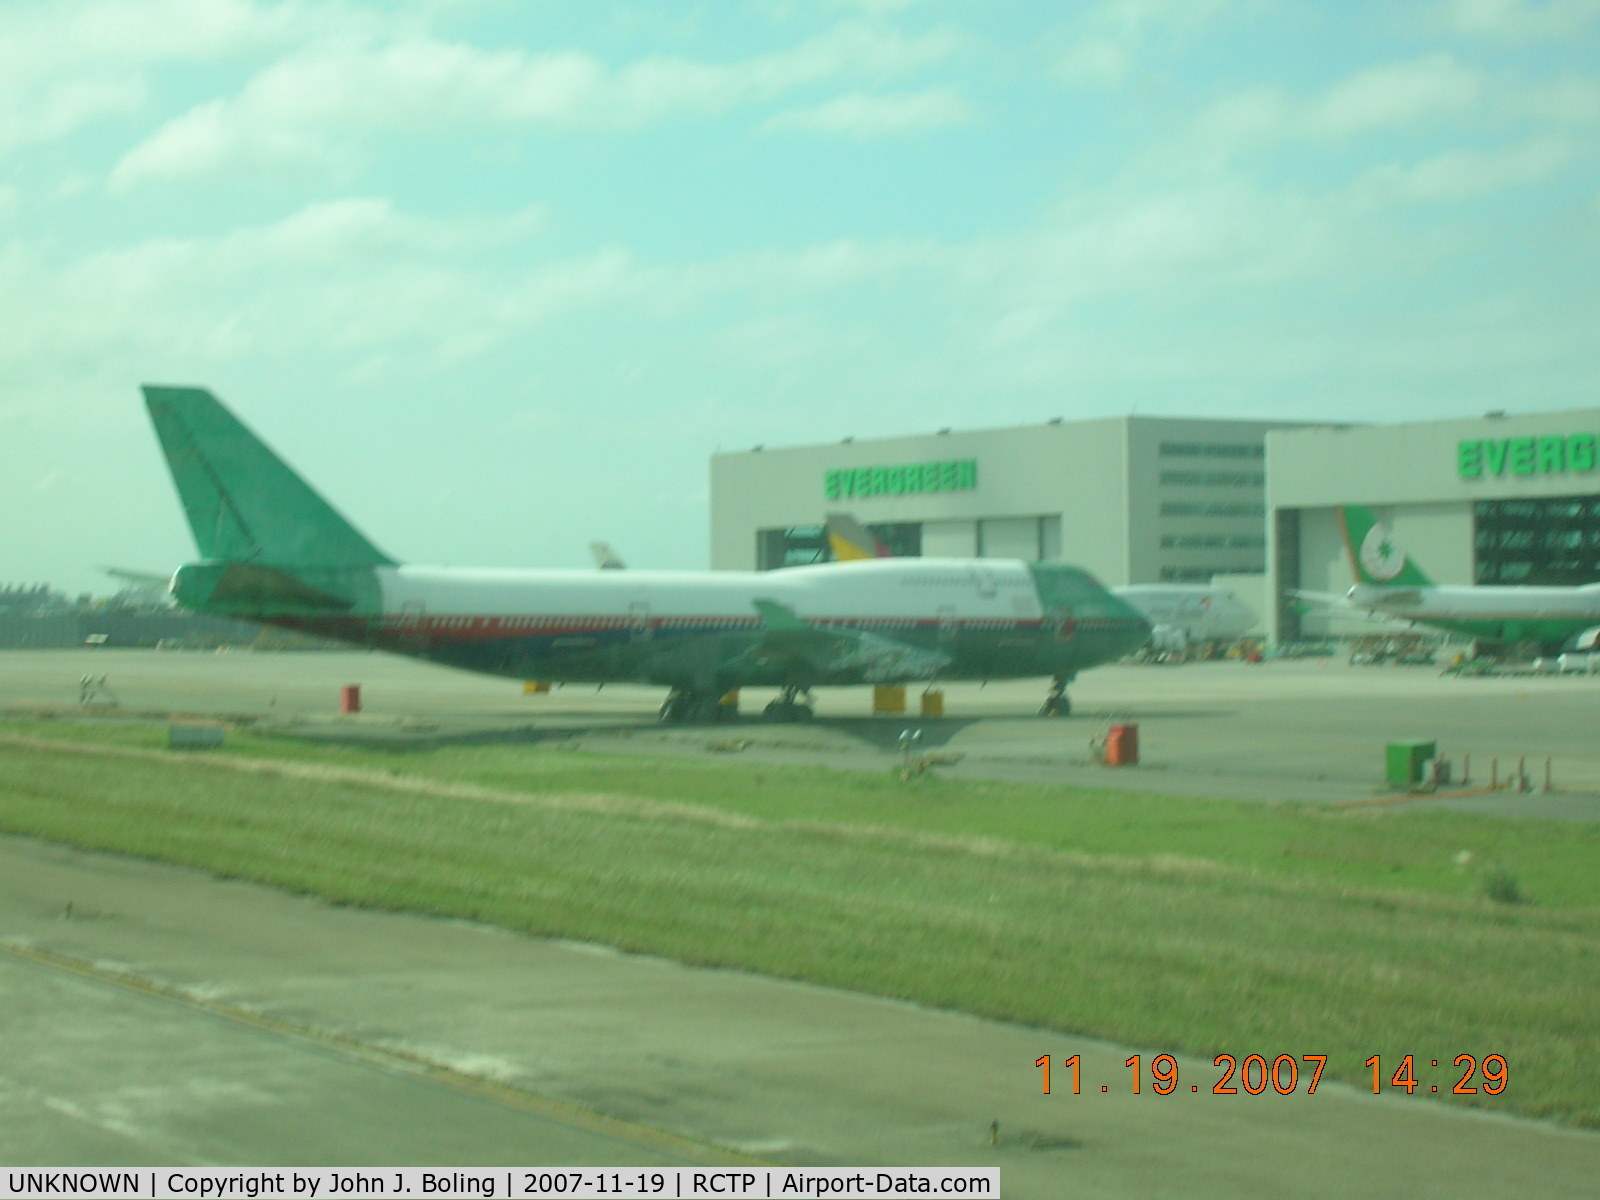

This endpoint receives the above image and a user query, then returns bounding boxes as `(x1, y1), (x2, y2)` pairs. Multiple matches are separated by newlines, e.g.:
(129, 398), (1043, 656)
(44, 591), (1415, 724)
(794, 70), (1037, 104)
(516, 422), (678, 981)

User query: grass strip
(2, 731), (1597, 1127)
(10, 717), (1599, 908)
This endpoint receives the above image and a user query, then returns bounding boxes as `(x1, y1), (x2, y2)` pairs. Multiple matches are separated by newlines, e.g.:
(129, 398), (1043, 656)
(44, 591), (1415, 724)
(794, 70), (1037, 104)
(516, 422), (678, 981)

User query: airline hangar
(709, 414), (1293, 604)
(710, 407), (1600, 647)
(1267, 408), (1600, 645)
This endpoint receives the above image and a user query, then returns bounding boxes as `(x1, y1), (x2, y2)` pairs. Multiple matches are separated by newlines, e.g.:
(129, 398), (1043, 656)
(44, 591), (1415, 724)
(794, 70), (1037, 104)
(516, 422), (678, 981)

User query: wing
(747, 599), (949, 682)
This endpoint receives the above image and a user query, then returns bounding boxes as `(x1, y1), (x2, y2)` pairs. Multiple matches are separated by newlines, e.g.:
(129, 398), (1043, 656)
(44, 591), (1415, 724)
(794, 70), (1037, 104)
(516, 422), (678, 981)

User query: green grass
(2, 717), (1598, 1127)
(10, 716), (1597, 908)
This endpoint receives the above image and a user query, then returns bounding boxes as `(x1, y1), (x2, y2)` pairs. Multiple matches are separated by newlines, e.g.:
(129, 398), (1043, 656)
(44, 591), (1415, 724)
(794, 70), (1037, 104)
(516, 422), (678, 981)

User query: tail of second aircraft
(825, 512), (893, 562)
(1336, 505), (1434, 589)
(144, 385), (394, 616)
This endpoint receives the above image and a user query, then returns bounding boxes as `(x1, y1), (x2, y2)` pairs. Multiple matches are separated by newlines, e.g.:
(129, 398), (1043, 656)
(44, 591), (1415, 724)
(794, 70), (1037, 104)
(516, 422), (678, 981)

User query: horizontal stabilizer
(208, 563), (354, 610)
(171, 561), (357, 614)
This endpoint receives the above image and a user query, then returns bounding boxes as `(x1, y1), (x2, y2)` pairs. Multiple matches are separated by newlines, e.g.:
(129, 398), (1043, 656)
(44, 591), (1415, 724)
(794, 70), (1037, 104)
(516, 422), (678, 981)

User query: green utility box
(1385, 740), (1436, 788)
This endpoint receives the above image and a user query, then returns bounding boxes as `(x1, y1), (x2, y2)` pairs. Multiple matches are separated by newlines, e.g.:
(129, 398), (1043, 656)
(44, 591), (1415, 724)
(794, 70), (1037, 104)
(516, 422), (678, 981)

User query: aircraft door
(629, 601), (653, 643)
(1049, 608), (1078, 641)
(397, 600), (431, 654)
(937, 605), (959, 650)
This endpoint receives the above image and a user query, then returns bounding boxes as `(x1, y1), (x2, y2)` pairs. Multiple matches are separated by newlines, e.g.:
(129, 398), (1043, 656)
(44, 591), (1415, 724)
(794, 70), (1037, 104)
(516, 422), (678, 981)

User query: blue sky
(4, 0), (1598, 592)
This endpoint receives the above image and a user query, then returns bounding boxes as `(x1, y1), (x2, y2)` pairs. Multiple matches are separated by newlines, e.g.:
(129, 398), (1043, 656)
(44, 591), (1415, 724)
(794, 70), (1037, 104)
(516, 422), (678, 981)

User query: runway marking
(0, 938), (766, 1167)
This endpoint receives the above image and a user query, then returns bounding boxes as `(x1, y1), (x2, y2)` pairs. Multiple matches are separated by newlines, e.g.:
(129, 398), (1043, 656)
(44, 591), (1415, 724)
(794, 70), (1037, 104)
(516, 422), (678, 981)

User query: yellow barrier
(873, 685), (906, 714)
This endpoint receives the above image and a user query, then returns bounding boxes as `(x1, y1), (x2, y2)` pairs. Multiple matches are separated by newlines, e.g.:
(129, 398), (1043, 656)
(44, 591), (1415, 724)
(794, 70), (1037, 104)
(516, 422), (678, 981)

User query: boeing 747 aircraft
(144, 387), (1149, 721)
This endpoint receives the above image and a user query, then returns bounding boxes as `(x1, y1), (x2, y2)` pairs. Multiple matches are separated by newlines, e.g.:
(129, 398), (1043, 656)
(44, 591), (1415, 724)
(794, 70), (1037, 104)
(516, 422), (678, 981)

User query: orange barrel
(1105, 723), (1139, 766)
(340, 684), (362, 714)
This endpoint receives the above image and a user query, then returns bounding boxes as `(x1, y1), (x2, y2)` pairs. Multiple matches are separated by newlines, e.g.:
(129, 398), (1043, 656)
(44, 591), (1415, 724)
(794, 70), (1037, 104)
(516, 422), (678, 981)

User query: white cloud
(1055, 0), (1244, 86)
(1192, 54), (1485, 155)
(1447, 0), (1600, 40)
(112, 20), (965, 187)
(0, 199), (551, 402)
(1350, 135), (1579, 205)
(764, 88), (971, 136)
(824, 0), (926, 13)
(0, 0), (298, 152)
(0, 74), (148, 153)
(0, 0), (289, 71)
(1306, 54), (1483, 137)
(1510, 74), (1600, 125)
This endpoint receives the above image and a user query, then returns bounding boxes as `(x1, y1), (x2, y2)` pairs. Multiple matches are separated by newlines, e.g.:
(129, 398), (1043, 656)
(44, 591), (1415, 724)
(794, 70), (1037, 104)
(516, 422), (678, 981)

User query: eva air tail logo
(1359, 522), (1407, 582)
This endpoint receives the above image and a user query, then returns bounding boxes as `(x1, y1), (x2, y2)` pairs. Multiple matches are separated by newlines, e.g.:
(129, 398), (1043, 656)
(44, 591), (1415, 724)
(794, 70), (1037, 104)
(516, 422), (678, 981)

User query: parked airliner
(144, 387), (1149, 721)
(1333, 505), (1600, 652)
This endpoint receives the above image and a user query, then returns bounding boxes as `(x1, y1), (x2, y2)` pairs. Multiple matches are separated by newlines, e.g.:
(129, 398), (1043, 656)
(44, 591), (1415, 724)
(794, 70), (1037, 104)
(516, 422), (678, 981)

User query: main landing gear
(659, 687), (733, 724)
(762, 686), (815, 723)
(1040, 675), (1073, 717)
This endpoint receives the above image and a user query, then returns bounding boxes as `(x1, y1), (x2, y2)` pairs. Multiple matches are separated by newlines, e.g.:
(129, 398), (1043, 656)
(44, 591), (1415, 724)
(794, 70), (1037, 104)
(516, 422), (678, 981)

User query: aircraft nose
(1106, 591), (1152, 645)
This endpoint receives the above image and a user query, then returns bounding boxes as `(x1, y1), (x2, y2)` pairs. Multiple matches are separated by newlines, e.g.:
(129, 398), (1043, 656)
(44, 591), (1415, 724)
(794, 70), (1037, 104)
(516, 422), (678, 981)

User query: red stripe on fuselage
(370, 613), (1142, 645)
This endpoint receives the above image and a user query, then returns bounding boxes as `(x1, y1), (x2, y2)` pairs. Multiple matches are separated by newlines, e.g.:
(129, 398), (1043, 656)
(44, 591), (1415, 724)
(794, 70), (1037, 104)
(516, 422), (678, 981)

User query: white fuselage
(1348, 582), (1600, 622)
(1114, 585), (1259, 645)
(378, 558), (1045, 625)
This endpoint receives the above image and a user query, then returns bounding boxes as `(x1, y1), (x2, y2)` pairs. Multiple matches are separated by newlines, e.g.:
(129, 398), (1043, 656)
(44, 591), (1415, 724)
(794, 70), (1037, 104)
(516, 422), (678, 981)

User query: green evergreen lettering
(1510, 438), (1536, 475)
(1571, 435), (1597, 473)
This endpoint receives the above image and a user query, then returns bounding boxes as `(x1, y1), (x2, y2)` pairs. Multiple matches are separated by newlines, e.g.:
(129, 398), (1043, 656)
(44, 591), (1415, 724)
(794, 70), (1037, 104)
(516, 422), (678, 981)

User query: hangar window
(756, 522), (922, 570)
(758, 526), (828, 569)
(1159, 501), (1265, 518)
(1475, 496), (1600, 585)
(1159, 470), (1264, 488)
(870, 522), (923, 558)
(1159, 442), (1265, 459)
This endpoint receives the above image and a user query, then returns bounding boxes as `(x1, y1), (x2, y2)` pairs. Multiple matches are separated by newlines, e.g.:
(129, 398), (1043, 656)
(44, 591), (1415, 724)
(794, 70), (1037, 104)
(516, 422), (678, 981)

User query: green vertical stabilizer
(1337, 506), (1434, 589)
(143, 385), (395, 569)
